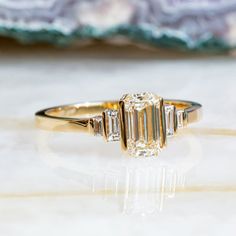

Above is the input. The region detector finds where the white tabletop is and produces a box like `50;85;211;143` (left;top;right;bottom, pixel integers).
0;41;236;236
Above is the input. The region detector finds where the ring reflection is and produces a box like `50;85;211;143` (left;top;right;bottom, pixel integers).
36;129;201;214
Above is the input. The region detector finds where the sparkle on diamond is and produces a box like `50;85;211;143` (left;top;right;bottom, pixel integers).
121;92;166;157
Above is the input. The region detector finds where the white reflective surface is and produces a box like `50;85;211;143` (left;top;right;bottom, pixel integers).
0;43;236;235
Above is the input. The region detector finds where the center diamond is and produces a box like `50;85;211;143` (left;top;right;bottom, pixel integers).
119;92;166;157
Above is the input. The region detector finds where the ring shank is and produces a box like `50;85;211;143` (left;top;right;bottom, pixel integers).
35;100;202;133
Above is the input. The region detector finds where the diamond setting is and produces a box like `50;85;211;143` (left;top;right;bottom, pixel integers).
176;110;184;129
103;109;120;142
119;92;166;157
93;116;103;136
165;105;176;137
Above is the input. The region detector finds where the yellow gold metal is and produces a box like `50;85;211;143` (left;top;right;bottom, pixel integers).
118;100;127;150
159;98;167;148
35;101;118;134
35;99;201;134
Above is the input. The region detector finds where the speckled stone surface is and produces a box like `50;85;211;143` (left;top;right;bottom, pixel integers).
1;0;236;51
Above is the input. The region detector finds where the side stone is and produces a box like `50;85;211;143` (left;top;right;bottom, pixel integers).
92;116;103;136
165;105;176;137
103;109;120;142
176;110;184;129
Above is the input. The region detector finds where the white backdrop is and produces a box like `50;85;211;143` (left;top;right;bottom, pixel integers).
0;42;236;236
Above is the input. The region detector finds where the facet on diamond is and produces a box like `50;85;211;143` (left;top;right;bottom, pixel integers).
93;116;103;136
176;110;184;129
119;92;166;157
165;105;176;137
103;109;120;142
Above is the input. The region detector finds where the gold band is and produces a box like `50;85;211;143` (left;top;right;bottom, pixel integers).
35;99;202;134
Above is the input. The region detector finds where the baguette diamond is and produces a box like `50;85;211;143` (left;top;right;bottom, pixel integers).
177;110;184;129
103;109;120;142
165;105;175;136
93;116;103;136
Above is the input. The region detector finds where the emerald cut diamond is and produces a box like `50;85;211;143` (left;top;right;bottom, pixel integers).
119;92;167;157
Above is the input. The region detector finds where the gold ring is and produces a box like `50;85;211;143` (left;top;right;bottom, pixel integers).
35;92;202;157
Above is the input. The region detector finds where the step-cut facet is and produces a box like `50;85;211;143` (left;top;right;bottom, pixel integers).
93;116;103;136
176;110;184;129
165;105;176;137
119;93;166;157
103;109;120;142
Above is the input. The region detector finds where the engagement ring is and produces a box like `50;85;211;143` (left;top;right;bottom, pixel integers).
35;92;202;157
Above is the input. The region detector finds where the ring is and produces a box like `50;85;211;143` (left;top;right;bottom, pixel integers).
35;92;202;157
